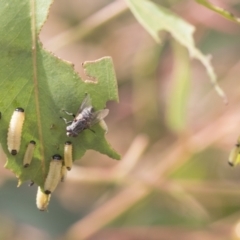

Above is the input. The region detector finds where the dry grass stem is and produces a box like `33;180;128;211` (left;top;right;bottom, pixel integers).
45;0;128;51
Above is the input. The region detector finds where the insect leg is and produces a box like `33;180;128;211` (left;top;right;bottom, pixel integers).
60;116;73;125
62;110;75;118
88;128;96;134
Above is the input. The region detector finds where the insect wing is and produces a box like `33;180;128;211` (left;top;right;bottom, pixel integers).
90;109;109;126
75;93;92;118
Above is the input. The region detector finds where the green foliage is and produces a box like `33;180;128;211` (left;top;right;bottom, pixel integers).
125;0;227;103
196;0;240;24
0;0;120;187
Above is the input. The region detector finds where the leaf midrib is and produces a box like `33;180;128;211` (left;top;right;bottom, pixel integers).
30;0;45;175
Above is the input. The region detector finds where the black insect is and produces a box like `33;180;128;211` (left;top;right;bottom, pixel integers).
61;93;109;137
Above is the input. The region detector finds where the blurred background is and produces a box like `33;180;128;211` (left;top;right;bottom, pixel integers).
1;0;240;239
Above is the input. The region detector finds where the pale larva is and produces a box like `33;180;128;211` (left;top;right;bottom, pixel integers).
99;119;108;134
64;141;72;170
23;140;36;168
61;165;67;182
36;187;51;211
44;154;62;194
7;108;25;155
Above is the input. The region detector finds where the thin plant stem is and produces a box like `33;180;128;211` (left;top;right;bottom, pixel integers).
44;0;129;51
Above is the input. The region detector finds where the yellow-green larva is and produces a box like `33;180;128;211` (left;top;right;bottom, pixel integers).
229;144;240;167
64;141;72;170
44;154;63;194
61;165;67;182
36;187;51;211
23;140;36;168
7;108;25;155
99;119;108;134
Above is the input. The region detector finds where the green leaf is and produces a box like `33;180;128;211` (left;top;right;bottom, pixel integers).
166;42;191;133
125;0;227;103
0;0;120;188
196;0;240;24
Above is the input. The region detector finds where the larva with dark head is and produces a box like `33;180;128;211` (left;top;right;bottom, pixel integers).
7;108;25;155
64;141;72;170
23;140;36;168
36;187;51;211
44;154;63;194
